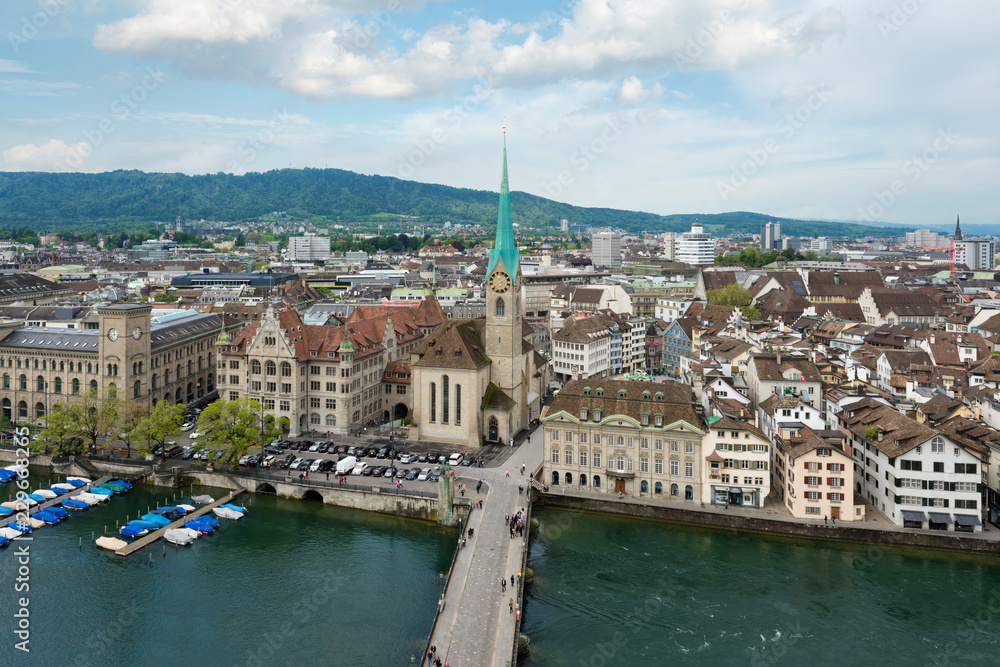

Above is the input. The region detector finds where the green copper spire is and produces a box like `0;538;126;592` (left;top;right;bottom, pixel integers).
487;134;519;278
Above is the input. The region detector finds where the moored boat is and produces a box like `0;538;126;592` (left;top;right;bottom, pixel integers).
212;507;243;520
95;536;127;551
89;487;113;497
34;489;58;499
62;499;89;510
0;527;22;540
191;495;214;504
33;510;61;524
64;479;87;488
220;504;247;514
67;476;91;485
141;513;171;527
164;528;195;545
119;524;149;538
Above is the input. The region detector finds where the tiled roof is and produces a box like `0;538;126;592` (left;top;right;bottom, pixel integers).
412;319;491;370
544;378;703;430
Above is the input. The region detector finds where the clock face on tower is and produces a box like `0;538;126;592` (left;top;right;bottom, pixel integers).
107;328;119;341
131;327;142;340
489;270;511;294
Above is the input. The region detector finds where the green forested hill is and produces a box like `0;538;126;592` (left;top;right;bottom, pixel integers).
0;168;902;238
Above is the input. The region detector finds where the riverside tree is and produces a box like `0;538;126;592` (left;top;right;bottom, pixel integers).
115;400;152;459
32;408;85;456
132;401;186;457
33;388;118;456
196;397;278;470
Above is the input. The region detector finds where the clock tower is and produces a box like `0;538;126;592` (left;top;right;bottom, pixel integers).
485;132;524;407
97;303;152;399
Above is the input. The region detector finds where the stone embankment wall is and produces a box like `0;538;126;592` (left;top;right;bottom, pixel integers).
537;493;1000;555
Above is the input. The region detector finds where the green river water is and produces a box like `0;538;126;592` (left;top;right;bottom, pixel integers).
522;507;1000;666
0;468;456;666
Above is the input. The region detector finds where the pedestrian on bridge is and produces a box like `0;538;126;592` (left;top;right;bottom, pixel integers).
501;578;506;591
509;598;514;613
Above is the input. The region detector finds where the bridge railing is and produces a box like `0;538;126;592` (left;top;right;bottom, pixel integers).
222;467;438;498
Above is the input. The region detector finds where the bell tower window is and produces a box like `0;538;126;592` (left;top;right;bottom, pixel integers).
496;298;505;317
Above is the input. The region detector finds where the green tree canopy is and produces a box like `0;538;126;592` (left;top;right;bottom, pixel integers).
707;284;761;320
196;397;278;469
132;401;186;457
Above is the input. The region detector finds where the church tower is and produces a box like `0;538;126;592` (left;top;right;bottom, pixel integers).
954;214;963;240
485;131;524;400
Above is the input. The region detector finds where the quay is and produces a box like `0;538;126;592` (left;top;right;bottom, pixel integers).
115;487;246;556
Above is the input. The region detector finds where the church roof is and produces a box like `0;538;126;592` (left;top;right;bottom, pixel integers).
412;319;491;370
486;137;520;278
481;382;516;411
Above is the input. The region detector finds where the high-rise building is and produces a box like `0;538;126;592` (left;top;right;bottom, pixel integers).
809;237;832;253
591;231;623;269
560;218;569;232
675;223;715;266
905;229;947;247
760;221;782;251
288;234;331;261
662;232;676;260
953;239;995;271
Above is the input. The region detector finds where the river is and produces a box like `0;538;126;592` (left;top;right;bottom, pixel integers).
0;468;456;666
523;507;1000;666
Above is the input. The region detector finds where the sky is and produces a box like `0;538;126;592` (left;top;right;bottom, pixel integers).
0;0;996;228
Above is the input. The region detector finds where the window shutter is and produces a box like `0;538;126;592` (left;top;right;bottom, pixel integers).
826;462;832;471
827;478;832;486
804;461;809;469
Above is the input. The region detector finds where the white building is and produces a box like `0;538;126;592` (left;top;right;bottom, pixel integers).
288;234;331;261
591;232;623;269
953;239;996;271
675;223;715;266
838;398;985;532
701;415;772;508
661;232;676;261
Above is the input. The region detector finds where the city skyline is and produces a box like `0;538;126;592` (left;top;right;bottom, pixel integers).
0;1;995;227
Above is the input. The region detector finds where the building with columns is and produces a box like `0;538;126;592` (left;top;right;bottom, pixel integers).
409;138;548;446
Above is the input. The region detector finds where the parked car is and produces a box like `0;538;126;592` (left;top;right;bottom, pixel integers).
347;446;360;456
417;453;429;463
162;444;184;458
428;470;441;483
417;467;432;481
405;468;420;481
180;446;197;460
264;445;283;456
288;442;302;451
366;446;379;457
396;468;409;479
383;467;396;478
397;453;414;464
189;431;202;440
278;454;295;469
437;455;448;464
316;442;330;453
377;447;389;459
335;445;348;454
290;457;305;470
310;459;323;472
351;463;367;476
449;453;464;466
181;422;195;432
371;465;387;477
263;455;276;468
318;459;335;472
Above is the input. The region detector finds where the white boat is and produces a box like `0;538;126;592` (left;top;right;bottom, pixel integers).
74;493;105;506
34;489;57;499
177;504;196;513
164;529;195;545
0;527;22;540
177;527;201;540
95;536;128;551
212;507;243;520
52;483;76;492
191;495;214;504
67;476;92;485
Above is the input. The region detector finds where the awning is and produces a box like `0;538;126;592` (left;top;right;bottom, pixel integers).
955;514;982;527
901;510;926;522
928;512;952;524
729;487;743;494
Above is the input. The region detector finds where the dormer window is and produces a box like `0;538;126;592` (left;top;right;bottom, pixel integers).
580;408;588;421
583;386;591;396
654;414;663;426
596;388;604;397
641;413;649;426
655;392;663;401
593;409;602;421
618;389;627;398
642;390;650;399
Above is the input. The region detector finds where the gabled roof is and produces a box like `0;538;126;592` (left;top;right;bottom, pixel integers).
413;319;491;370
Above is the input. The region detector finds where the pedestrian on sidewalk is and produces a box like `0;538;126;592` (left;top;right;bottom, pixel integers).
511;575;515;587
505;470;510;478
501;578;506;591
520;463;525;475
518;484;523;495
509;598;514;613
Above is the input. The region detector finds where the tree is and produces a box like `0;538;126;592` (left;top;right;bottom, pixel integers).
115;400;149;459
707;284;762;320
154;293;179;302
132;401;186;457
196;398;278;469
32;407;85;456
74;388;120;454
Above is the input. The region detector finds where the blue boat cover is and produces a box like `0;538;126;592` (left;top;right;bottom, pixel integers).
0;535;8;546
46;507;68;519
151;508;182;520
185;520;213;533
120;526;146;537
33;511;59;523
198;515;220;528
9;522;32;533
26;493;45;502
49;487;67;494
90;487;113;496
129;520;160;530
0;507;13;515
62;499;88;510
220;504;246;513
66;479;86;488
141;513;171;527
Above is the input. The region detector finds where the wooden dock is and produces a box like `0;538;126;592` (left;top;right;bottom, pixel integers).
0;475;111;529
115;488;246;556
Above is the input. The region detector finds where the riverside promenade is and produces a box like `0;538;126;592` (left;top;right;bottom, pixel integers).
428;425;543;667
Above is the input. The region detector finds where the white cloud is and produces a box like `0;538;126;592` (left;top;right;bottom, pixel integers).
0;78;83;96
0;60;34;74
2;139;89;171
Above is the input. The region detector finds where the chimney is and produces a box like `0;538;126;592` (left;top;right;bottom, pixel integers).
930;333;935;345
776;349;782;365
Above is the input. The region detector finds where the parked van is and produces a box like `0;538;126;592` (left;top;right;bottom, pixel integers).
162;444;184;458
336;456;357;476
449;452;464;466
